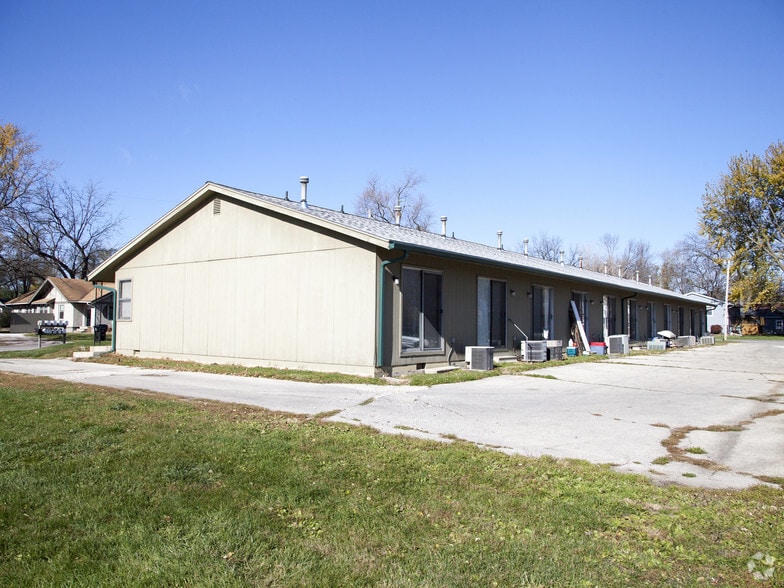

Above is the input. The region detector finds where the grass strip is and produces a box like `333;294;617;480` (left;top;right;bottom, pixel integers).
0;373;781;586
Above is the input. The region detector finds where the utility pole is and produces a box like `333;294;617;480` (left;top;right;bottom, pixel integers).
724;260;730;342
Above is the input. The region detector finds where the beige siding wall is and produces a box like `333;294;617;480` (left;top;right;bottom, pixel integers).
114;198;378;375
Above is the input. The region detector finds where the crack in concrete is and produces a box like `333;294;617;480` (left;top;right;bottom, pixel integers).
658;407;784;488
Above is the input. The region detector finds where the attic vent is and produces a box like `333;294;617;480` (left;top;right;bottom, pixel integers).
213;198;221;215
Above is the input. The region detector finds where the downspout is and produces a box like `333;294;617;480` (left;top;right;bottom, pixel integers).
376;249;409;369
92;284;117;353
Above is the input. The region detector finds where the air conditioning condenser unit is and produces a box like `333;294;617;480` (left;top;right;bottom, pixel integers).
608;334;630;354
522;340;547;362
466;346;494;371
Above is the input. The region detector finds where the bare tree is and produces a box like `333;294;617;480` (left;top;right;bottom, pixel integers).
620;239;658;283
581;233;658;282
5;178;123;279
526;231;563;262
0;232;52;297
598;233;619;265
659;233;726;296
583;233;616;275
517;231;584;265
353;170;433;231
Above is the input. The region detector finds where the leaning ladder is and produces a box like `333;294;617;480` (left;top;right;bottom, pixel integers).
569;300;591;354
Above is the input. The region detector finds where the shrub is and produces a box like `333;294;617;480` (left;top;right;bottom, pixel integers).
710;324;723;335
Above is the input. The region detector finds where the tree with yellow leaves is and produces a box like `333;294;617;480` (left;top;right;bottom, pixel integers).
700;141;784;304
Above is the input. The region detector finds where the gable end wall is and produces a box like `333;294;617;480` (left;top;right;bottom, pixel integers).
113;198;378;375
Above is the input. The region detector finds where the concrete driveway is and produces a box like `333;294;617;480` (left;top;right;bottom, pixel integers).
0;332;64;351
0;339;782;490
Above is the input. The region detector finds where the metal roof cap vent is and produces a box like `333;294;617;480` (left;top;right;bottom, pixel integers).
299;176;309;209
497;231;503;250
394;205;402;225
523;238;529;256
441;216;447;236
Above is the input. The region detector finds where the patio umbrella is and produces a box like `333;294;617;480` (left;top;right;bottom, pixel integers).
657;330;677;339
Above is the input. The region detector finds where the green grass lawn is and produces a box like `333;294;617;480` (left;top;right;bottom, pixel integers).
0;374;781;586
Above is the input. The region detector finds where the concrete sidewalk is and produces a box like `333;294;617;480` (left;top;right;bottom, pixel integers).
1;339;782;490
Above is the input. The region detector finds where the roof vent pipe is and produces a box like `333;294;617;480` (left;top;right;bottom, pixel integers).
523;238;529;256
394;205;402;226
497;231;503;250
604;263;608;274
635;270;640;282
618;267;622;278
648;274;652;285
559;250;564;265
579;255;583;269
299;176;309;209
441;216;447;236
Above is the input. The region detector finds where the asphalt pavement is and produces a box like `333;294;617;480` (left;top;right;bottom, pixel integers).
1;335;782;490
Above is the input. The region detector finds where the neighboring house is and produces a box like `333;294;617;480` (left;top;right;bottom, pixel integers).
745;304;784;335
685;292;731;334
89;181;709;376
5;277;106;333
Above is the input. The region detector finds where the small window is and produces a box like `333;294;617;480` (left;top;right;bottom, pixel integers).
118;279;133;320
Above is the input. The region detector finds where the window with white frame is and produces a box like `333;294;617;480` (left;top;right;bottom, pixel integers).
401;267;443;352
118;279;133;320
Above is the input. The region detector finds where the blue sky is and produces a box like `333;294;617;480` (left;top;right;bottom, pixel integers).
3;0;782;259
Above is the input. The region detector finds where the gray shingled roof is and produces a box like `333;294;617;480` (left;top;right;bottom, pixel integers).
221;183;696;304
